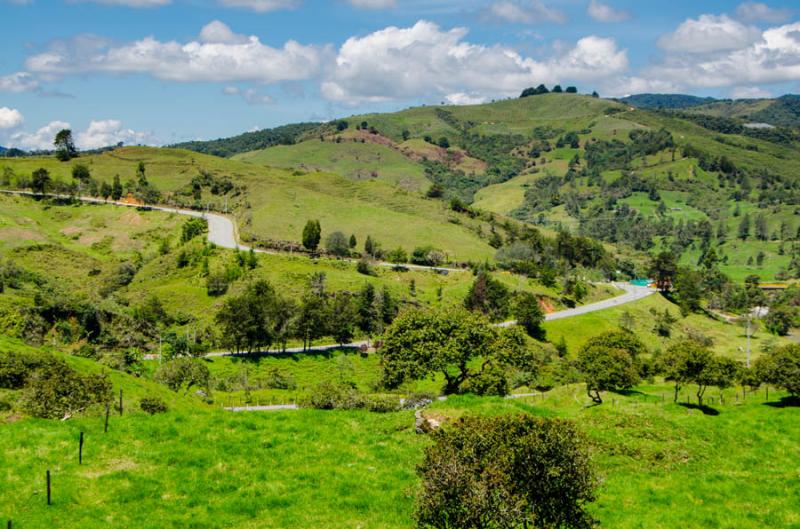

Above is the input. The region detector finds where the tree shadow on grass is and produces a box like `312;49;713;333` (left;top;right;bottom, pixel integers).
678;403;720;416
611;389;648;397
764;396;800;408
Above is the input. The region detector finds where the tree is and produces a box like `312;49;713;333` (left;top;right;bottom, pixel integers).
415;415;597;529
649;251;677;292
327;292;357;346
54;129;77;161
364;235;375;256
566;86;578;93
380;307;532;395
71;164;91;184
755;213;769;241
155;357;210;395
348;234;357;249
215;280;281;353
658;340;737;406
31;168;50;194
512;291;545;339
296;289;327;350
100;181;112;200
673;267;703;314
463;270;510;322
765;305;795;336
387;247;408;264
112;174;123;201
136;161;147;187
755;344;800;396
325;230;350;257
738;213;751;240
577;330;645;403
302;220;321;251
437;137;450;149
552;84;563;93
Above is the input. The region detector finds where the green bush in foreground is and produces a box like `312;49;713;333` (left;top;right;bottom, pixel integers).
140;396;168;415
416;415;597;529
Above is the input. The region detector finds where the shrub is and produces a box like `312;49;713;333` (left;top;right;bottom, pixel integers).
263;366;297;390
356;257;376;276
155;358;210;395
0;350;47;389
20;358;112;419
415;415;597;529
206;271;229;296
363;394;400;413
304;380;363;410
140;396;168;415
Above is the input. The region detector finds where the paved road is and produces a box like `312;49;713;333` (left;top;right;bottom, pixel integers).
0;190;464;273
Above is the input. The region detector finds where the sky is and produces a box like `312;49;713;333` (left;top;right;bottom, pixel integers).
1;0;799;149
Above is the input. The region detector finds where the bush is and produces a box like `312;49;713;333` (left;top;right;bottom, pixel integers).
263;367;297;390
20;358;112;419
304;380;363;410
140;396;168;415
459;363;510;396
363;394;400;413
206;271;229;296
356;257;376;276
415;415;597;529
0;350;48;389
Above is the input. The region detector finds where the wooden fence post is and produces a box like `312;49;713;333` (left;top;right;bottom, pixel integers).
119;389;123;416
104;403;110;433
79;432;84;465
46;470;51;506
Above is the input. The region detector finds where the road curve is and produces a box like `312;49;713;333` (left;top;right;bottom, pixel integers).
0;190;465;273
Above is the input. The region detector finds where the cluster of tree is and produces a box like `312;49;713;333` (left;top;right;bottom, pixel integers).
170;122;320;157
520;85;578;97
216;277;398;353
577;330;648;403
379;306;537;396
657;340;742;406
495;227;612;281
463;270;546;337
585;128;675;171
660;110;797;146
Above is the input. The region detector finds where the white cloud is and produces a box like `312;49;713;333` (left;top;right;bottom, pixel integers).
587;0;630;23
0;71;39;92
444;92;487;105
199;20;249;45
348;0;395;9
650;22;800;88
76;119;153;149
321;21;627;104
658;14;762;54
0;107;24;129
222;86;274;105
730;86;773;98
602;76;681;98
486;1;566;24
8;119;152;150
736;2;792;24
78;0;170;6
217;0;298;12
25;24;324;84
9;120;69;150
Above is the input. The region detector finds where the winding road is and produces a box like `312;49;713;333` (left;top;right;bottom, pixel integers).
1;189;655;356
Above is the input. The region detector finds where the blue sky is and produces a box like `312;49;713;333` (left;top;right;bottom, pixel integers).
1;0;799;149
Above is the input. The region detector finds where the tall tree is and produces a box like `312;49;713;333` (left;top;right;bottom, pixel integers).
577;330;645;403
464;270;511;322
301;220;321;251
112;174;123;201
31;168;50;194
54;129;77;161
649;251;677;292
738;213;751;240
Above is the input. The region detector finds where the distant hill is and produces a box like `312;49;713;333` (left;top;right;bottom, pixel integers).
170;122;321;157
620;94;720;110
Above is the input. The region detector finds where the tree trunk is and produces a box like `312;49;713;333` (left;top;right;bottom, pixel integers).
673;383;680;403
588;388;602;404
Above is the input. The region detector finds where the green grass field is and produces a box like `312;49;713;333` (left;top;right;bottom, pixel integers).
233;138;430;192
3;374;798;529
0;147;500;263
